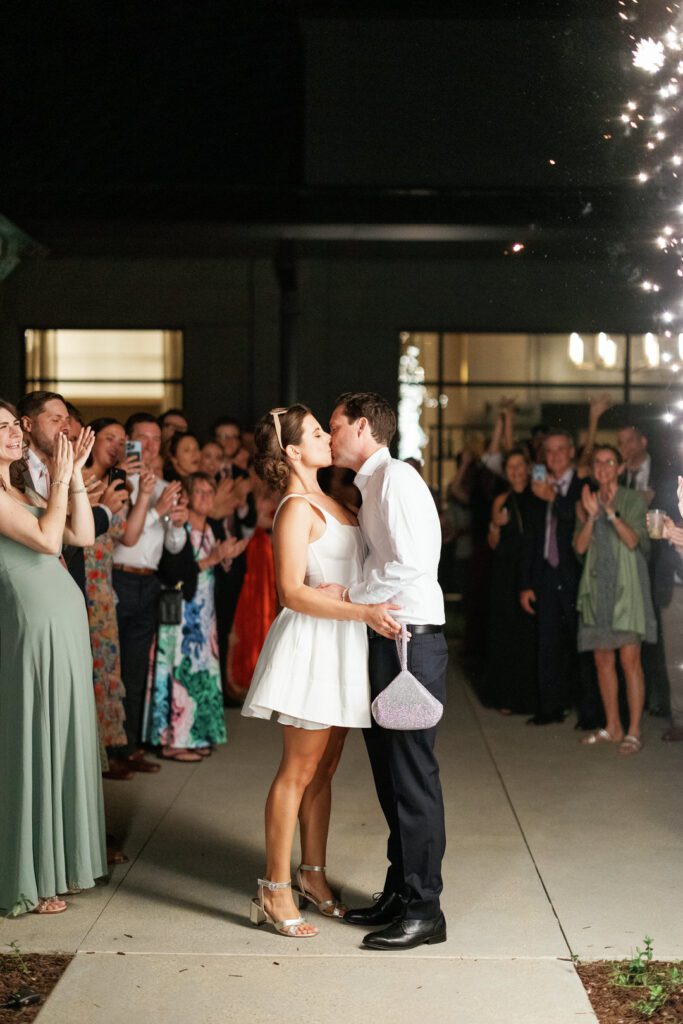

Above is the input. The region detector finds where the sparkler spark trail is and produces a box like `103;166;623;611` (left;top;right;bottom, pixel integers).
620;0;683;354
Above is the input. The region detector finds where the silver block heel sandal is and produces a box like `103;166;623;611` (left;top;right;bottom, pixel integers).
249;878;318;937
292;864;346;918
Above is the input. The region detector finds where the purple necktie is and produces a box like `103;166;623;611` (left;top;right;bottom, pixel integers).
547;483;560;567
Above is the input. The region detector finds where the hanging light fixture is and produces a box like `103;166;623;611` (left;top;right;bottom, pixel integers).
596;332;618;367
644;332;660;367
568;332;585;366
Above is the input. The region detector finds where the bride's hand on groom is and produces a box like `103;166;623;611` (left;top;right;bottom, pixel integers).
364;603;402;639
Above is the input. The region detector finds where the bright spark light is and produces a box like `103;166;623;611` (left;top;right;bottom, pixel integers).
663;411;676;422
633;37;666;72
621;6;683;377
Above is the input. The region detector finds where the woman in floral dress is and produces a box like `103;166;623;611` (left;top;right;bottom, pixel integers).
145;472;247;761
84;419;157;776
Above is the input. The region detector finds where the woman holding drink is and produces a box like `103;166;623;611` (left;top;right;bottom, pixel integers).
574;445;656;754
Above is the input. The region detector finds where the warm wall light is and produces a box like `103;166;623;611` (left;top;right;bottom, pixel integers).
568;332;585;366
644;332;660;367
596;332;618;367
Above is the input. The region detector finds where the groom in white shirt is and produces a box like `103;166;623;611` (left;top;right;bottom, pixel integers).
325;392;448;951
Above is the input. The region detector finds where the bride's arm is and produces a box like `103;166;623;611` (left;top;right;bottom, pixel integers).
274;498;400;636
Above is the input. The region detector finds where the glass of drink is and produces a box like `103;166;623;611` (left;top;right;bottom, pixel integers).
647;509;665;539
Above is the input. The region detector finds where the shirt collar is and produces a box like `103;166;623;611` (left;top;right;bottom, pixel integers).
27;447;49;477
354;447;391;493
551;467;574;492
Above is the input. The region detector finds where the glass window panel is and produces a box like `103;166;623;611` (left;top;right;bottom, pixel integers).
24;329;183;412
629;334;683;384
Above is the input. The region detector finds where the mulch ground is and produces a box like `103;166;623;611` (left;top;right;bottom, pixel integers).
577;963;683;1023
0;954;72;1023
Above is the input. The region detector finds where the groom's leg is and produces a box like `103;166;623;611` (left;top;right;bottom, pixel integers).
364;637;405;895
375;632;448;919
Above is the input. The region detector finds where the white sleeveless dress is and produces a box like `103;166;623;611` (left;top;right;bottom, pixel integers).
241;494;371;730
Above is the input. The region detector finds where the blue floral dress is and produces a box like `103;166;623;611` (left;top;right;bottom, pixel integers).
144;523;227;749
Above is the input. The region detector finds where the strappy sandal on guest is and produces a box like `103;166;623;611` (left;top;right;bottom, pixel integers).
581;729;622;745
32;897;67;915
292;864;346;918
618;735;643;755
249;879;318;937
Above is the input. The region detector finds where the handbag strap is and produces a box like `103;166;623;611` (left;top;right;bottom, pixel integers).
394;623;408;671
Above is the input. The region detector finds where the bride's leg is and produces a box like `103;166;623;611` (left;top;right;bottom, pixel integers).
263;725;332;926
298;727;349;906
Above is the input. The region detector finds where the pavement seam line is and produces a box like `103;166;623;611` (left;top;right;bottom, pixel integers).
460;677;575;960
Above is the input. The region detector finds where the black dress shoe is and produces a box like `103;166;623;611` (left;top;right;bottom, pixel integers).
344;891;404;927
362;913;447;950
526;711;565;725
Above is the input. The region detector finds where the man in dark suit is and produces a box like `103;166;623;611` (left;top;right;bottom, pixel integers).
520;429;583;724
18;392;119;598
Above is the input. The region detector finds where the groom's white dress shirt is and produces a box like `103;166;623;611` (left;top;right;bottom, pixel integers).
348;447;445;626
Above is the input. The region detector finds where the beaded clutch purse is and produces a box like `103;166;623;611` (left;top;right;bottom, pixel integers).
371;625;443;731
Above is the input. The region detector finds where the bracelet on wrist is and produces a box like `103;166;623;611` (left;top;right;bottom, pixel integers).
52;480;68;487
70;487;86;495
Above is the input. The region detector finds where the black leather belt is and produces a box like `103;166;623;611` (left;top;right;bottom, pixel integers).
367;624;443;640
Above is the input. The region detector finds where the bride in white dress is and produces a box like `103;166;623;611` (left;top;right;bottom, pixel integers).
242;404;401;938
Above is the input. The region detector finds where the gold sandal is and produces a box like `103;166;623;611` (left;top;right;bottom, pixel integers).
293;864;346;918
249;879;318;937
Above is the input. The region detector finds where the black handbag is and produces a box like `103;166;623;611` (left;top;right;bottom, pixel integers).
159;583;183;625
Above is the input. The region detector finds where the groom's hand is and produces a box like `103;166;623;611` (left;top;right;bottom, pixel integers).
317;582;345;600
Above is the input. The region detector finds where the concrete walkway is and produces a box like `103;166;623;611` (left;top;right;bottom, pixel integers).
2;660;682;1023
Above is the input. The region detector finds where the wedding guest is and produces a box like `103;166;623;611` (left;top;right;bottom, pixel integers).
147;472;245;760
227;487;279;700
574;445;656;755
109;413;188;776
486;449;537;715
84;418;157;778
211;416;257;699
520;430;583;724
18;391;115;598
655;483;683;742
0;402;106;915
200;440;224;480
163;430;201;484
158;408;188;452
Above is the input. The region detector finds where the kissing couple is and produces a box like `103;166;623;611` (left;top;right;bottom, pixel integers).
241;391;448;951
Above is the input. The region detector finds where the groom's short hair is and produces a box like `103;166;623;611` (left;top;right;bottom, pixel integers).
335;392;397;446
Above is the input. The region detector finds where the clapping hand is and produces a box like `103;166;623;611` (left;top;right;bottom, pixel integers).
581;484;600;519
83;471;106;507
156;481;183;518
215;536;249;564
71;426;95;474
138;469;157;496
53;433;74;486
168;494;189;526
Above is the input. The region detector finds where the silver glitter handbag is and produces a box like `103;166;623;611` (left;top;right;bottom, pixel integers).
371;625;444;730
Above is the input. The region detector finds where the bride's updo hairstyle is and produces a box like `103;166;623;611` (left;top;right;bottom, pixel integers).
254;404;311;492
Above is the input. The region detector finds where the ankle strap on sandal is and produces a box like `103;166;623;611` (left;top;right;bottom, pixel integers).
258;878;292;891
298;864;325;873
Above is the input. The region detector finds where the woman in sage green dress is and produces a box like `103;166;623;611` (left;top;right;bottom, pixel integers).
0;401;107;915
574;444;656;757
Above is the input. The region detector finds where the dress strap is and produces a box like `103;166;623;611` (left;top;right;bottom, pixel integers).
273;493;328;527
